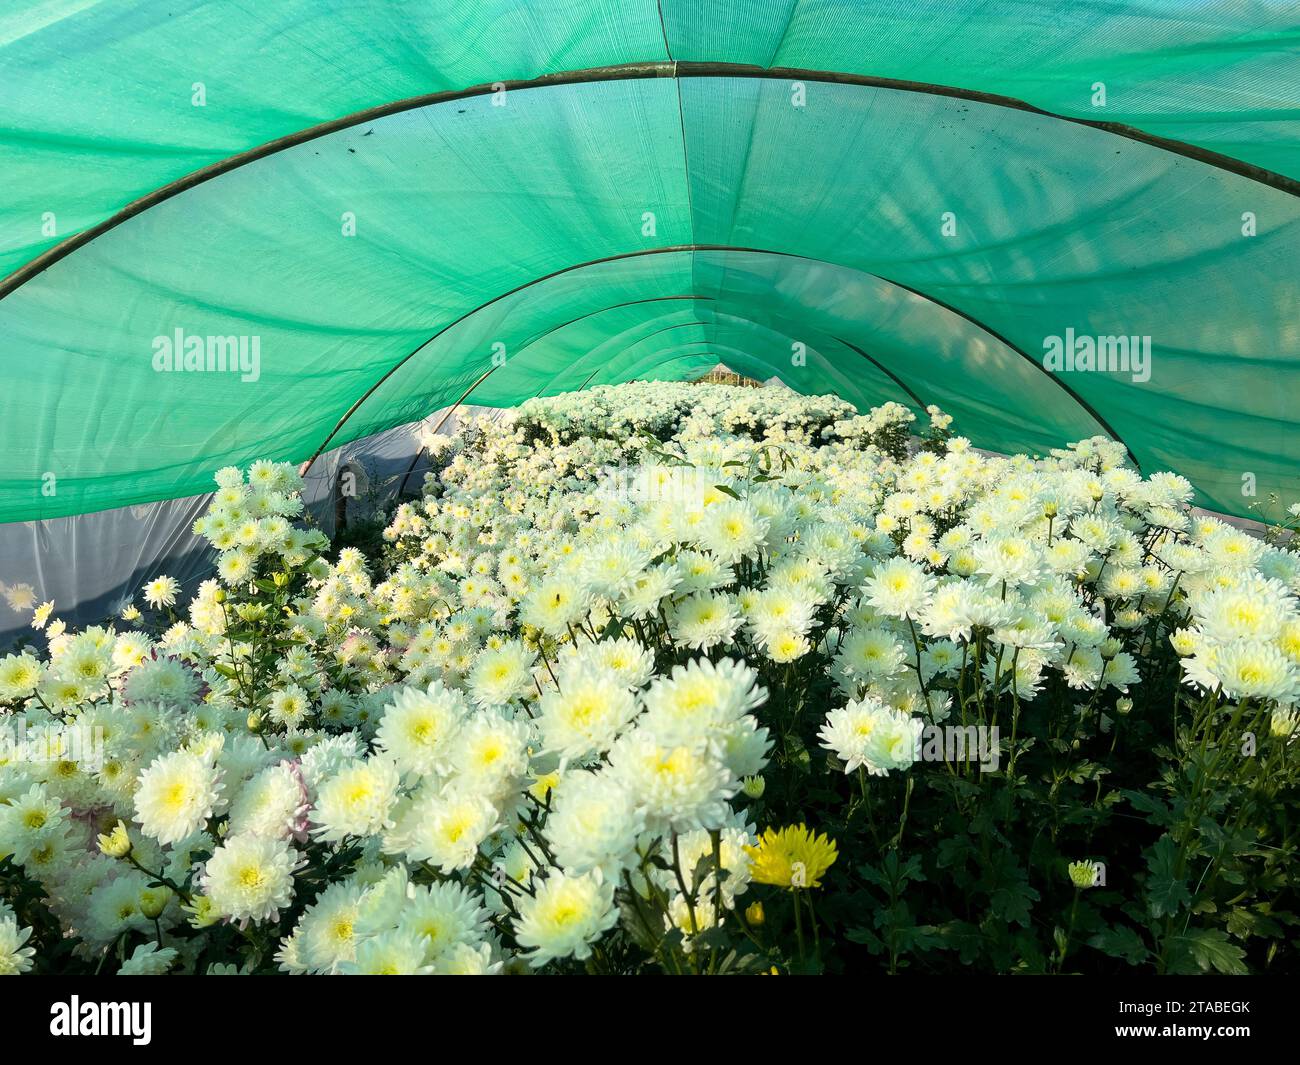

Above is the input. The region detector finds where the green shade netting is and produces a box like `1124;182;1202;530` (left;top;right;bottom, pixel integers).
0;3;1297;523
3;1;1296;277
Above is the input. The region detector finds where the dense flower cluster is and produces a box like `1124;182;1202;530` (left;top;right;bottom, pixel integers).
1;382;1296;975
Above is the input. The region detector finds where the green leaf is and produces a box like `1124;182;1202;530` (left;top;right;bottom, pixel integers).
1144;836;1191;919
1087;925;1150;965
1226;907;1283;940
788;954;825;975
935;834;974;872
1166;928;1248;975
930;920;985;964
989;882;1038;927
690;852;727;890
616;889;665;957
1122;788;1174;827
845;926;885;952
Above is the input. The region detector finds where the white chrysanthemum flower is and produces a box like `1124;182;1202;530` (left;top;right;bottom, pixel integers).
2;583;36;612
1199;526;1264;571
396;882;490;962
312;757;401;842
538;665;638;761
639;657;767;750
620;563;681;619
298;733;364;791
0;783;70;865
31;600;55;630
1277;618;1300;665
268;683;311;729
763;628;811;662
559;636;656;691
0;651;42;700
432;940;502;975
671;824;757;909
373;681;468;776
747;587;815;640
202;833;299;924
513;870;618;967
0;915;35;974
665;892;720;945
982;648;1049;700
1062;647;1105;690
448;711;531;798
337;929;435;975
863;557;935;619
123;656;200;708
118;942;178;975
972;534;1044;590
295;881;368;973
110;631;153;671
669;592;741;650
1193;576;1294;643
1186;640;1297;701
466;639;536;707
1270;707;1299;741
545;770;645;877
607;729;737;833
582;539;652;598
227;762;308;840
519;577;593;637
1100;651;1141;693
819;696;920;775
392;783;499;873
214;466;244;489
56;639;113;687
217;551;254;585
133;750;223;844
835;625;907;680
697;499;769;563
142;575;181;609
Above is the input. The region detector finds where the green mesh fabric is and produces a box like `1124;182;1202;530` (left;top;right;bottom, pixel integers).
1;3;1296;522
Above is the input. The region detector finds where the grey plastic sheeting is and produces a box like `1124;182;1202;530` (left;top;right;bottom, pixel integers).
0;405;498;649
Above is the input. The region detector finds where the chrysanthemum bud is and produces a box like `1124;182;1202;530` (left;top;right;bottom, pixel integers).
97;820;133;858
745;901;765;926
742;775;766;799
1115;697;1133;716
1067;860;1099;889
1271;708;1298;739
140;887;172;919
212;588;226;603
247;711;264;733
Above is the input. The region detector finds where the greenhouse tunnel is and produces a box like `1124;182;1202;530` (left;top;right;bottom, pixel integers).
1;0;1297;639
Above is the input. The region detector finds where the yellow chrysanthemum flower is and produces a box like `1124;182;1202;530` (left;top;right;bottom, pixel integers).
96;820;132;858
745;824;838;890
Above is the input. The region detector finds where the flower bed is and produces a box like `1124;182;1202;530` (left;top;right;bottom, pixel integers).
1;382;1297;975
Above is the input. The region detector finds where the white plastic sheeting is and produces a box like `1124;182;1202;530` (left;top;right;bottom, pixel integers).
0;405;500;648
